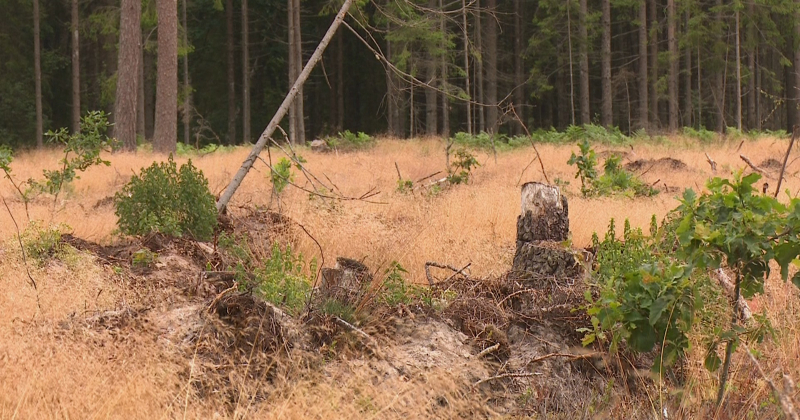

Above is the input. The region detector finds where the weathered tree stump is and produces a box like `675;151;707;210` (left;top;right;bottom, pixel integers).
320;257;373;305
512;183;581;280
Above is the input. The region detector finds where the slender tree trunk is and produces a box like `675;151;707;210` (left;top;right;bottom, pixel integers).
513;0;525;133
242;0;251;144
33;0;43;147
734;9;742;130
747;1;756;130
567;1;575;125
476;0;484;132
649;0;659;129
715;0;725;133
226;0;236;144
137;29;146;139
485;0;498;132
462;0;472;134
683;9;692;128
336;30;344;131
154;0;178;153
601;0;612;127
293;0;304;143
578;0;590;125
144;49;156;139
71;0;81;133
114;0;142;151
425;0;438;136
795;0;800;127
288;0;297;143
181;0;191;145
440;0;449;137
667;0;678;131
386;29;396;136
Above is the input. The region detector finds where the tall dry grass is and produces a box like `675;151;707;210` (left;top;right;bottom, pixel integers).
0;135;799;418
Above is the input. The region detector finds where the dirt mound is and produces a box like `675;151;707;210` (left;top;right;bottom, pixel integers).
759;158;783;171
625;157;688;172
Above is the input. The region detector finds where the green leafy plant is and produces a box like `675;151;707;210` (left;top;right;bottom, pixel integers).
674;172;800;404
326;130;374;151
567;138;598;195
447;148;480;185
22;221;72;265
396;178;414;194
249;243;315;315
114;156;217;241
270;155;306;197
132;248;158;270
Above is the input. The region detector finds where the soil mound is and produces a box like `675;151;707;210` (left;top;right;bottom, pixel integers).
625;157;688;172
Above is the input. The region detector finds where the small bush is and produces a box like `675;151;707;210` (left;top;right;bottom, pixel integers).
22;221;72;265
326;130;373;151
114;155;217;241
447;148;480;184
568;140;657;198
249;243;315;315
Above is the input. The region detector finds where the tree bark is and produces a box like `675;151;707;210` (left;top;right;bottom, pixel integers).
795;0;800;127
485;0;498;132
648;0;659;129
476;0;484;132
33;0;43;148
734;9;742;130
336;30;344;132
71;0;81;134
683;9;692;128
747;1;756;130
513;0;524;134
440;0;449;137
181;0;191;145
226;0;236;144
288;0;297;143
638;0;648;130
216;0;354;211
154;0;178;154
115;0;142;152
242;0;251;144
462;0;472;134
714;0;725;133
578;0;590;125
293;0;305;143
667;0;678;131
137;27;146;139
600;0;612;127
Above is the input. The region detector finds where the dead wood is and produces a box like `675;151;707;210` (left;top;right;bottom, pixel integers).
705;152;717;174
775;125;798;197
740;154;778;180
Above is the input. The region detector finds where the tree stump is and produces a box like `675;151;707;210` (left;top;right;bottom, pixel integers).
512;182;581;280
319;257;373;305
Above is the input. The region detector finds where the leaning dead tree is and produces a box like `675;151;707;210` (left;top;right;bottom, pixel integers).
215;0;355;212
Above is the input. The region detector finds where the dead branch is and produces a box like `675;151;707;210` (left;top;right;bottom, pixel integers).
742;343;800;420
425;261;472;285
415;171;442;184
334;316;379;351
775;125;798;197
507;104;550;184
394;162;402;181
523;352;602;369
206;283;239;314
473;371;542;387
740;154;777;180
705;152;717;174
477;343;501;359
715;269;752;323
215;0;355;211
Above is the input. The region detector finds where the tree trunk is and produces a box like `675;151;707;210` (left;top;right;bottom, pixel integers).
336;30;344;132
114;0;142;152
485;0;498;132
293;0;305;144
648;0;659;129
154;0;178;154
440;0;449;137
288;0;297;143
638;1;648;131
512;182;580;279
714;0;725;133
683;9;692;128
513;0;525;134
181;0;191;145
71;0;81;133
734;9;742;130
144;48;156;139
33;0;43;148
226;0;236;144
567;1;575;126
667;0;678;131
795;0;800;127
137;27;146;139
747;1;756;131
242;0;251;144
601;0;612;127
578;0;590;125
462;0;472;134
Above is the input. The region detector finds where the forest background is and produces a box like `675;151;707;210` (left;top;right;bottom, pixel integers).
2;0;799;150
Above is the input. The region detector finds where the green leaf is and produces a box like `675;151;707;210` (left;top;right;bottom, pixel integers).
792;271;800;290
704;347;722;372
648;296;671;326
628;321;656;352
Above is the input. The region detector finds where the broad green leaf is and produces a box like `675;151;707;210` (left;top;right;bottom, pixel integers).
628;321;656;352
649;296;671;326
704;348;722;372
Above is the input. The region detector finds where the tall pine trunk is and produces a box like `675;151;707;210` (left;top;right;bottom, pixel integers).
440;0;449;137
288;0;297;143
462;0;471;134
578;0;590;125
600;0;612;127
714;0;725;132
137;27;146;139
794;0;800;127
425;0;438;136
226;0;236;144
114;0;141;151
649;0;659;129
476;0;484;132
336;31;344;132
485;0;498;132
71;0;81;133
242;0;251;144
154;0;178;153
181;0;191;145
683;9;692;128
33;0;43;147
293;0;304;143
667;0;678;131
747;1;756;130
734;9;742;130
513;0;524;133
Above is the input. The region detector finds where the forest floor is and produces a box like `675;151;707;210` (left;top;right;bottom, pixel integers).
1;136;799;419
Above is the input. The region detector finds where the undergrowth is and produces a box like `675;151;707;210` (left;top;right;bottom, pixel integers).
568;139;657;197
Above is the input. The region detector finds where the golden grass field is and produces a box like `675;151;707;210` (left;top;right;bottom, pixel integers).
1;135;799;418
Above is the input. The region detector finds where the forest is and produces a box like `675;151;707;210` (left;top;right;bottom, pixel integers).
4;0;800;150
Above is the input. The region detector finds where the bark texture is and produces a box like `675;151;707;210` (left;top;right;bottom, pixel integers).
115;0;142;151
71;0;81;133
154;0;178;153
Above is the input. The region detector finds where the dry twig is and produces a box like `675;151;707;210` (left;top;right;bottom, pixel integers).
775;125;798;197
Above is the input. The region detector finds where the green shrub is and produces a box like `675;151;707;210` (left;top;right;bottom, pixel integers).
249;243;315;315
447;148;480;184
22;221;72;265
326;130;374;151
567;138;598;195
114;155;217;241
568;140;657;198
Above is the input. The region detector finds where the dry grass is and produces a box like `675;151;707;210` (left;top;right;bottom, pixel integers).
1;135;799;418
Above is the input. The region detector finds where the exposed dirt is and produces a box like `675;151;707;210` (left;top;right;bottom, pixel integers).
625;157;689;172
759;158;783;171
45;209;651;418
